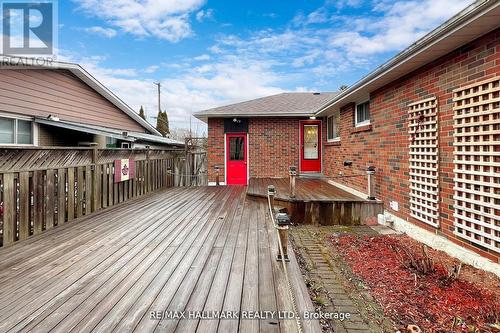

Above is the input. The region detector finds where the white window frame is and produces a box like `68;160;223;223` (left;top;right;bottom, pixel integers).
327;111;341;142
355;101;371;127
0;113;37;146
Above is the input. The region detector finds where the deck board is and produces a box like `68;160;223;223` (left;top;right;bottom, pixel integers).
0;186;320;333
247;177;363;202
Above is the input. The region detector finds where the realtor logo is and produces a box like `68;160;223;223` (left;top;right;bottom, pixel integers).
1;1;57;55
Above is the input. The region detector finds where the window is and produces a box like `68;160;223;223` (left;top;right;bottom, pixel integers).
327;111;340;141
106;137;118;148
303;125;319;159
17;120;32;144
0;117;33;145
355;101;370;126
229;137;244;160
0;118;14;143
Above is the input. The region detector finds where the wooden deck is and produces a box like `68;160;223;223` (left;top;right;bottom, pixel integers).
247;177;364;202
0;186;319;333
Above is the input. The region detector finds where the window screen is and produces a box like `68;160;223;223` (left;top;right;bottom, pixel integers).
17;120;32;144
0;118;14;144
327;111;340;140
356;102;370;125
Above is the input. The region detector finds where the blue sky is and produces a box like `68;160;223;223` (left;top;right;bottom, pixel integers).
56;0;473;133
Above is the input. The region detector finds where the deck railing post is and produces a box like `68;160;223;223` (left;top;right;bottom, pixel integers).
91;144;98;212
367;166;376;200
146;147;151;191
289;166;297;198
215;165;220;186
267;185;276;211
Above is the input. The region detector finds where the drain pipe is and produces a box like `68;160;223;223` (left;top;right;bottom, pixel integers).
289;166;297;198
367;166;376;200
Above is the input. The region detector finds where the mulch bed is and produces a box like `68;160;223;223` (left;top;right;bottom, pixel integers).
328;234;500;333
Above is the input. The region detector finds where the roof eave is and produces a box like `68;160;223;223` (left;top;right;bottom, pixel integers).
194;112;315;120
68;65;162;136
315;0;500;116
0;57;162;136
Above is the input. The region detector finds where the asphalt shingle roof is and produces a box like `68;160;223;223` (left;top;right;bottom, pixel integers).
194;92;338;118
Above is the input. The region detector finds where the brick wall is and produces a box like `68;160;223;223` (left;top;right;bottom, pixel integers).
207;118;225;183
249;118;300;178
323;28;500;262
207;117;302;182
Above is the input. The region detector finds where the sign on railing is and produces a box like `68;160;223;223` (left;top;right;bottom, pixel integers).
114;159;135;183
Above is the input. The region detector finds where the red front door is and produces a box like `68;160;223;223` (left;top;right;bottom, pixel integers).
226;133;247;185
300;121;321;173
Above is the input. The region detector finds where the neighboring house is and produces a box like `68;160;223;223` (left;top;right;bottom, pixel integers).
195;0;500;262
0;60;183;149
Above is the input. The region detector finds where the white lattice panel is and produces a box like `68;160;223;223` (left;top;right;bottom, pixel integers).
453;77;500;253
408;97;440;227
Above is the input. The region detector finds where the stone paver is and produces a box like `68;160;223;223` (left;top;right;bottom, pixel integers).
291;225;394;333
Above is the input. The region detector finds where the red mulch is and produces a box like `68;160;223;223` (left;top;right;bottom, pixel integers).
328;234;500;333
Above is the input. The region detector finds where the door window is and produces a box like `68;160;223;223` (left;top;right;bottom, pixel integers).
304;125;319;159
229;137;244;160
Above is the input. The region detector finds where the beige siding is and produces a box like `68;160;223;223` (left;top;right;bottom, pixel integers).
0;69;146;132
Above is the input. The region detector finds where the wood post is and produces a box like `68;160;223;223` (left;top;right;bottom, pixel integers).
267;185;276;212
33;170;44;234
289;166;297;198
57;168;65;225
67;168;75;221
146;148;151;193
2;173;16;245
91;147;99;212
215;165;220;186
18;172;30;240
45;169;55;229
278;228;289;261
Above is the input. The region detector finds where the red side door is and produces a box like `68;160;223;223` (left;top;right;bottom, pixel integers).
300;120;321;173
226;133;247;185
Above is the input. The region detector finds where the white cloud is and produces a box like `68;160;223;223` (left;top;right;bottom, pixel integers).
195;9;214;22
74;0;206;42
194;54;211;61
58;50;284;133
144;65;160;73
328;0;471;56
84;26;117;38
63;0;474;133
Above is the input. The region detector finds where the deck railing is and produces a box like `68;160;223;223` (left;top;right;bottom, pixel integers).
0;147;187;247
